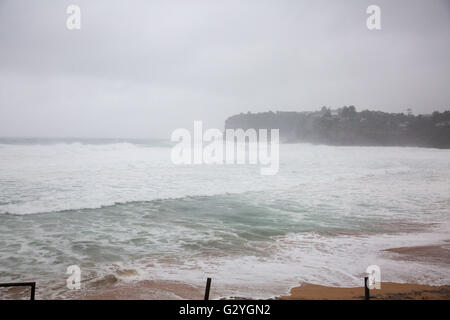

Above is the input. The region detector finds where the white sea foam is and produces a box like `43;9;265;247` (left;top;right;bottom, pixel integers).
0;141;449;299
1;142;448;216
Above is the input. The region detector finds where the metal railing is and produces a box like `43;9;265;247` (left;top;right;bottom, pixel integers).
0;277;371;300
0;282;36;300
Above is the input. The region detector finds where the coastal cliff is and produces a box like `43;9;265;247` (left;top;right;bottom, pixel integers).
225;107;450;148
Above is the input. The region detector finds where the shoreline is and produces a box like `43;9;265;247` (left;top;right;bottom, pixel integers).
80;242;450;300
2;242;449;300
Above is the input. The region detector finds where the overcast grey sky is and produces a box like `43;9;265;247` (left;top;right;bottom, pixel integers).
0;0;449;138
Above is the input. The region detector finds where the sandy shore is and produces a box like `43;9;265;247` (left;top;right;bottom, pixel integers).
278;282;450;300
79;281;450;300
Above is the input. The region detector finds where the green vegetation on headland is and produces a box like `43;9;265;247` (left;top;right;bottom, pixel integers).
225;107;450;148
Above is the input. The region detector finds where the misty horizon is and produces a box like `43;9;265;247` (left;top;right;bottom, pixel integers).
0;105;447;140
1;0;449;139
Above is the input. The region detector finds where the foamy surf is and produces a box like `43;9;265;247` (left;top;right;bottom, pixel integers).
0;140;449;299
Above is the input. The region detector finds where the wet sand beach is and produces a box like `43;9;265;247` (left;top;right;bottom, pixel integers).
279;282;450;300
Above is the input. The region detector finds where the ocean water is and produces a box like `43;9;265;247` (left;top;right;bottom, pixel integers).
0;139;449;299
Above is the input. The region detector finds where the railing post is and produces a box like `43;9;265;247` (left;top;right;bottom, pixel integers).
364;277;370;300
204;277;211;300
30;282;35;300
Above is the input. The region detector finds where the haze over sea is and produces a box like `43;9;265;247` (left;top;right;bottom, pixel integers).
0;138;449;299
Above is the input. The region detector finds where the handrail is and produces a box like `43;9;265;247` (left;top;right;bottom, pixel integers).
0;282;36;300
